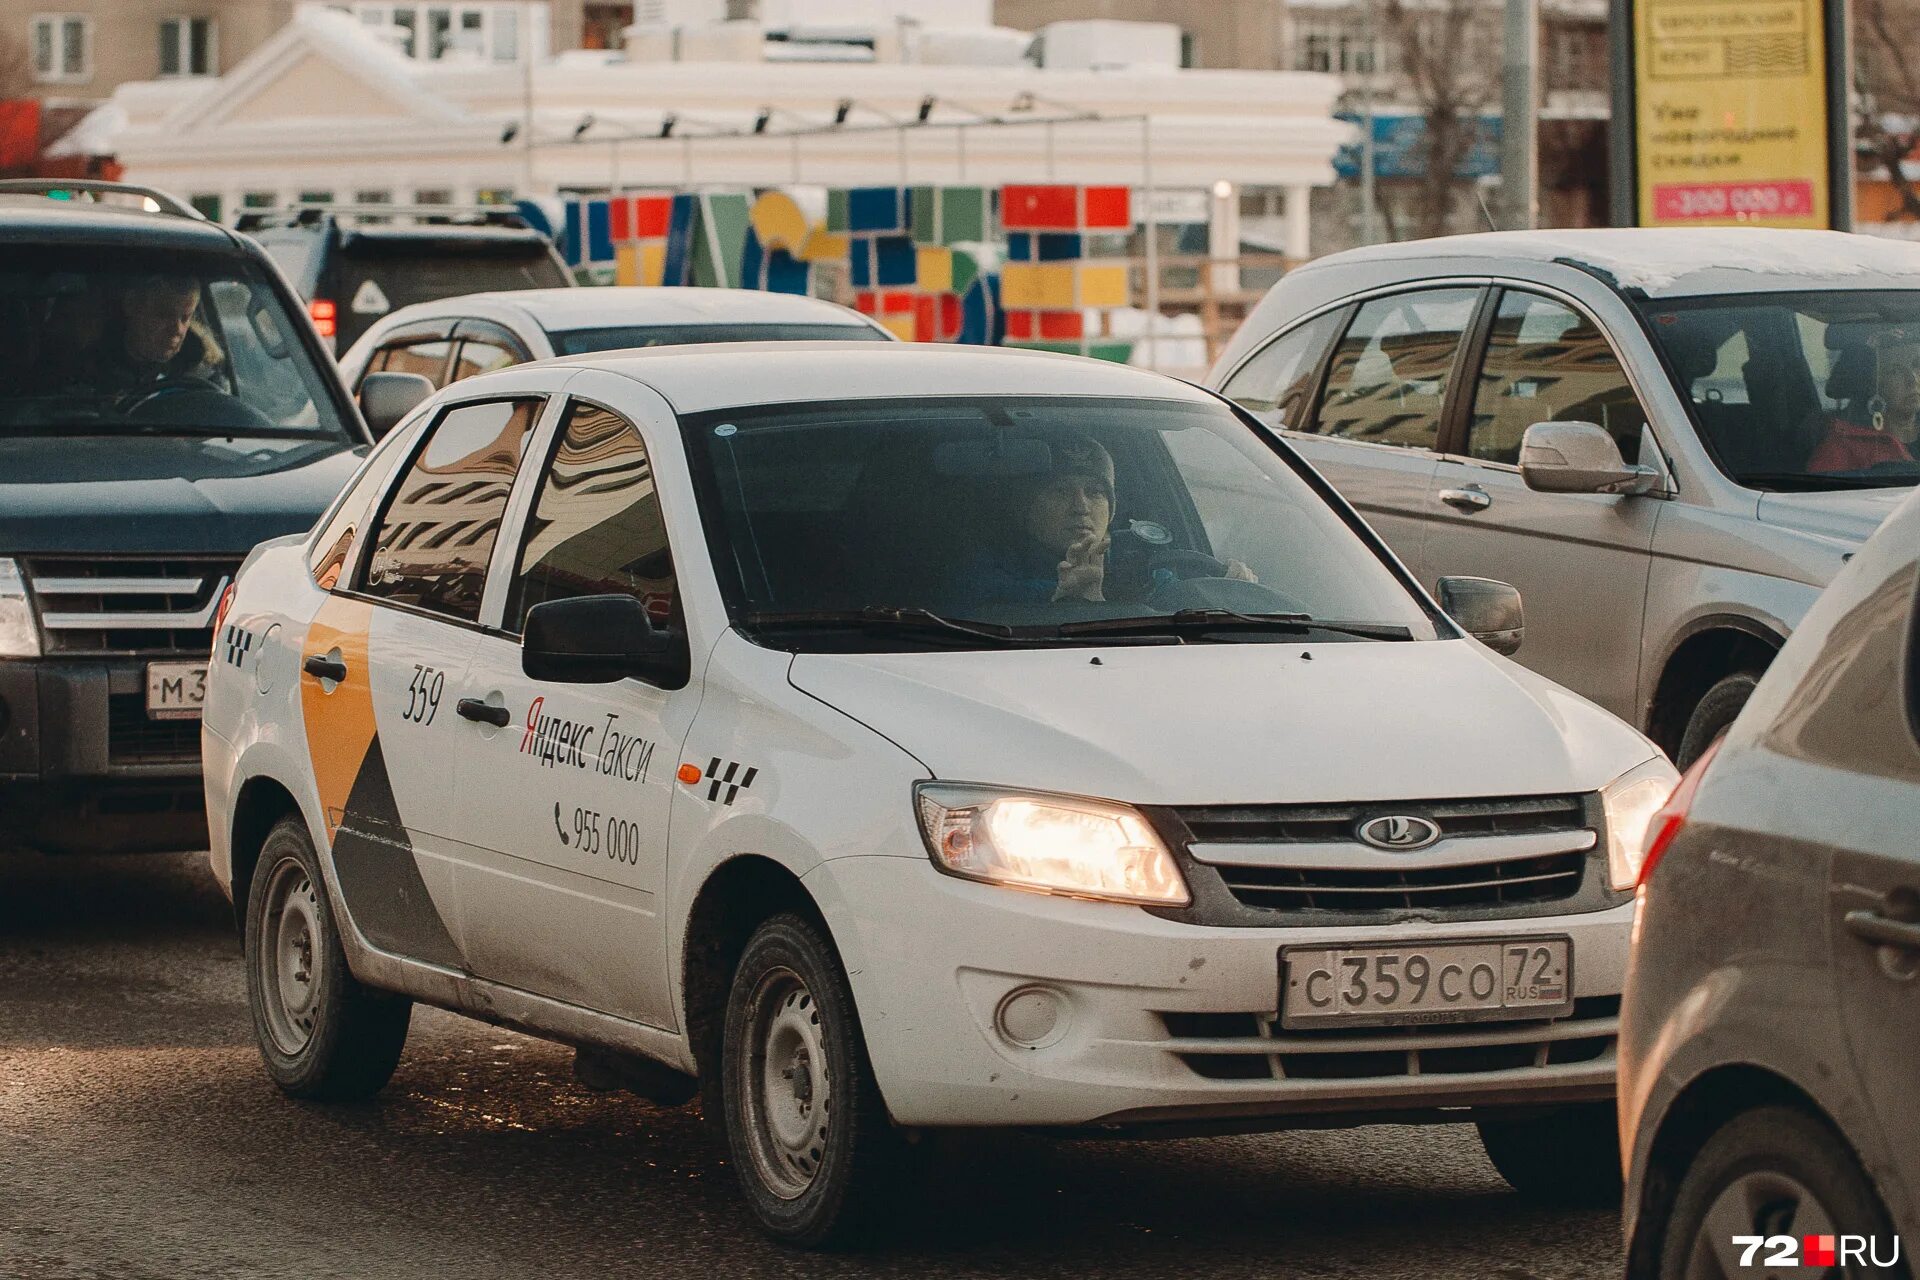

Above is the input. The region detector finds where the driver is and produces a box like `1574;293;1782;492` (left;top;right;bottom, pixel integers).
98;276;213;396
1807;334;1919;474
966;432;1118;605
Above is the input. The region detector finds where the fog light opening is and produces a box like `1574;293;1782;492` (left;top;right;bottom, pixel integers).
994;986;1069;1049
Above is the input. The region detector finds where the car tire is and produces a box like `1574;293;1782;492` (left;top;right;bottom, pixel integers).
1676;671;1759;769
721;912;905;1248
1478;1103;1623;1205
1650;1106;1903;1280
244;815;411;1101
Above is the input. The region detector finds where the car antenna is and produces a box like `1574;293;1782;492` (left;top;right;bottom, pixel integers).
1477;189;1502;233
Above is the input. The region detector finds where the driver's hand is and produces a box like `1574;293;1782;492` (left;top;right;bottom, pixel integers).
1054;532;1109;602
1225;559;1258;584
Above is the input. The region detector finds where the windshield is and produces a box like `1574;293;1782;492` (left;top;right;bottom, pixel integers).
685;395;1442;650
553;322;887;355
0;245;353;441
1638;290;1920;490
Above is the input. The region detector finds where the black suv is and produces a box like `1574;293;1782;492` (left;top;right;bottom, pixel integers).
0;181;370;854
240;205;572;353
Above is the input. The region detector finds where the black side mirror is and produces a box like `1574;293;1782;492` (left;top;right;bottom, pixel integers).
358;371;434;440
522;594;688;687
1437;576;1524;655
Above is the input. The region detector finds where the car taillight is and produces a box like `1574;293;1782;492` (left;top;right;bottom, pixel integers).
1637;737;1723;888
211;582;236;641
310;298;337;339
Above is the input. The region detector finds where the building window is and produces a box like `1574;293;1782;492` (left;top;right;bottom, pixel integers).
159;16;217;77
189;193;222;221
298;189;334;206
30;14;91;82
1292;17;1387;77
582;4;632;51
335;4;525;62
242;191;278;209
475;187;514;205
414;188;453;205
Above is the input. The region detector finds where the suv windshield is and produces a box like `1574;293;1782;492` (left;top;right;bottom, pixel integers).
554;323;888;355
686;395;1442;650
1638;289;1920;490
0;245;352;441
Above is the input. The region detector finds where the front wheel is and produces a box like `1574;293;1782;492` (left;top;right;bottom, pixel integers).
244;816;411;1101
1649;1106;1902;1280
721;913;905;1248
1479;1102;1622;1205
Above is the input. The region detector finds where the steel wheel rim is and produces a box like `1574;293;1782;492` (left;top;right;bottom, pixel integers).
1687;1169;1838;1280
257;857;322;1057
740;965;831;1201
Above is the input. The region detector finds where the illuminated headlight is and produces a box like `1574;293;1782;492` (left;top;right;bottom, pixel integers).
0;559;40;658
1603;757;1681;890
915;783;1190;907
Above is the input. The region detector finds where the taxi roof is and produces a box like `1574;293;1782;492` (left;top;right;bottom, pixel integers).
561;342;1220;415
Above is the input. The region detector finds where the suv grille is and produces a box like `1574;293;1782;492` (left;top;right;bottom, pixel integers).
107;692;202;764
1152;795;1607;924
24;557;237;657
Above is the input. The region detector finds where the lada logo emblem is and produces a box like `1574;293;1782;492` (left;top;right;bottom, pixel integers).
1357;815;1442;851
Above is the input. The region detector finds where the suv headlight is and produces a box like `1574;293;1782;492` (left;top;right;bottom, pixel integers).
0;559;40;658
1603;757;1680;890
915;783;1191;907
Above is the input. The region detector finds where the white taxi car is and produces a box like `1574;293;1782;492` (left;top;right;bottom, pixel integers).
204;344;1674;1246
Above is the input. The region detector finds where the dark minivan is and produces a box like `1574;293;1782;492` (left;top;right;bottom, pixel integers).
0;182;371;853
243;206;572;353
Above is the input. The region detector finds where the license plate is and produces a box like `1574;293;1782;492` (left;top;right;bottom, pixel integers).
1280;937;1572;1030
145;662;207;720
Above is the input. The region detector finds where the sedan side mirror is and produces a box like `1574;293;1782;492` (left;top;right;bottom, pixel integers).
358;372;435;440
1437;576;1524;655
1519;421;1659;496
522;593;689;687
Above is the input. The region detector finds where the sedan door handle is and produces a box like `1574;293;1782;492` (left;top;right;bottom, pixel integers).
302;654;348;683
1844;909;1920;952
457;697;511;727
1438;486;1493;512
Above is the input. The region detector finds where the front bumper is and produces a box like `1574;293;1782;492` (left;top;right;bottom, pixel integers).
807;854;1631;1131
0;658;207;853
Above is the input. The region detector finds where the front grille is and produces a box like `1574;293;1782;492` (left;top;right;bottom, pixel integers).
106;692;202;765
24;557;237;657
1214;851;1586;913
1161;995;1619;1082
1149;795;1611;925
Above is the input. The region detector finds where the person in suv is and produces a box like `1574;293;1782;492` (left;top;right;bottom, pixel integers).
1210;229;1919;765
0;181;371;854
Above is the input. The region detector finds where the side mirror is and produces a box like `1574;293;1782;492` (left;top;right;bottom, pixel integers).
1519;421;1659;495
1437;576;1524;655
358;372;434;440
522;593;688;687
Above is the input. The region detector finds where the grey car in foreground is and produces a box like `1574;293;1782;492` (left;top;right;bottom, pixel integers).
1620;490;1919;1278
1209;229;1916;767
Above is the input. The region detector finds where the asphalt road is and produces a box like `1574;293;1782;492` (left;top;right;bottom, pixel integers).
0;850;1623;1280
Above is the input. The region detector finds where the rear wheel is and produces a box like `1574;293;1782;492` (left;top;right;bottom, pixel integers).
244;816;411;1101
1653;1106;1902;1280
721;913;906;1248
1676;672;1759;769
1479;1102;1622;1205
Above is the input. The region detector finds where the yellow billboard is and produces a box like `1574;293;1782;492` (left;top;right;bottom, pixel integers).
1634;0;1830;227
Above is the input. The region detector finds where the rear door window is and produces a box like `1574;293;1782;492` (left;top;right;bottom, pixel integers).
1308;288;1480;449
359;397;543;623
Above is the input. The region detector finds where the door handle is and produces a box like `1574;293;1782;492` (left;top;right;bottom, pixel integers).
1438;486;1493;512
1844;909;1920;952
303;654;348;683
457;697;511;727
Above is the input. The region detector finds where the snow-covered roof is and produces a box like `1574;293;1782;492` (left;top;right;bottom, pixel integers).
1305;228;1920;296
444;286;879;330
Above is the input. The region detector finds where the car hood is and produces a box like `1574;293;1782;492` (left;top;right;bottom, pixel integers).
0;436;364;554
1755;487;1908;546
789;639;1658;806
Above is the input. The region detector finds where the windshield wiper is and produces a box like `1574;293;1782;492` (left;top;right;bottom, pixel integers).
1055;609;1414;641
742;606;1036;646
1735;470;1918;491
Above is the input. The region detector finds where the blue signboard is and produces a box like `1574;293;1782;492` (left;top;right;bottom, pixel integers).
1334;113;1502;180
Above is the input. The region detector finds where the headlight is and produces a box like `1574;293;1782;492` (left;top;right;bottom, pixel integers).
915;783;1190;907
0;559;40;658
1603;757;1680;890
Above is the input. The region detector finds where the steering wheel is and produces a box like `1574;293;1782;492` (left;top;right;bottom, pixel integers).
1862;458;1920;477
119;375;220;415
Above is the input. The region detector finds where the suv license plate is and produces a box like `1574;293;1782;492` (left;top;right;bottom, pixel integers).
1280;937;1572;1030
146;662;207;721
